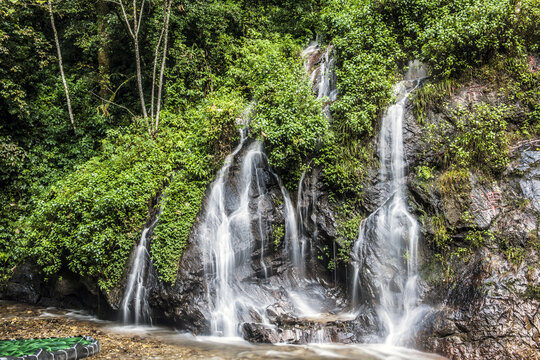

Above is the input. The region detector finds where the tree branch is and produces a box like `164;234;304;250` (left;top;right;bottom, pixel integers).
90;91;136;118
136;0;145;36
154;0;172;133
48;0;76;132
150;3;167;119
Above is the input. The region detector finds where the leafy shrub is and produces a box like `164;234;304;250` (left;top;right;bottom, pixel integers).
21;127;167;291
151;177;207;284
321;0;402;140
149;95;244;284
18;90;243;290
420;0;538;77
426;103;511;174
228;35;328;183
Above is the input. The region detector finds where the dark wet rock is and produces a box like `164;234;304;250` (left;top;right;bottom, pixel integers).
242;317;362;345
0;262;115;319
0;262;42;304
517;151;540;212
403;100;425;170
147;225;210;334
242;323;280;343
266;302;290;323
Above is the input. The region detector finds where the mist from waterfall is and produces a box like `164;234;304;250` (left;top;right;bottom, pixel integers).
350;61;428;345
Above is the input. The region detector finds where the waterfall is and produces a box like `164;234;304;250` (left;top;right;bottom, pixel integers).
294;42;337;280
279;178;302;275
302;42;337;118
121;217;159;325
350;61;427;345
295;171;308;276
200;131;276;337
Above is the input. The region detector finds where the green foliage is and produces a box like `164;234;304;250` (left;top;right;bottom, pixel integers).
464;230;495;249
412;79;457;124
272;223;284;251
321;0;403;140
228;35;328;183
450;105;510;172
18;90;243;290
416;165;435;183
150;96;243;284
316;132;374;196
504;246;526;265
21;127;168;291
438;167;471;200
427;103;511;174
316;0;402;195
419;0;538;77
151;178;206;284
333;200;363;264
430;214;450;250
524;285;540;300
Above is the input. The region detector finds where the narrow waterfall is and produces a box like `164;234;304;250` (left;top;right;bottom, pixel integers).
200;132;275;337
295;42;337;279
350;61;427;345
302;43;337;102
295;171;308;276
279;178;302;274
121;217;159;325
302;42;337;117
296;170;319;278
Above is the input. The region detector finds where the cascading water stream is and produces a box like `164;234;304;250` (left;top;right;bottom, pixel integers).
302;43;337;104
295;42;337;280
200;131;280;337
121;217;159;325
350;61;428;345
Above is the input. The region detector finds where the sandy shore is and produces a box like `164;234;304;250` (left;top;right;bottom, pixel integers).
0;302;204;359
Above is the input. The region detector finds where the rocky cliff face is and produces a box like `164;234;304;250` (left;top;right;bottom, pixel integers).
404;83;540;359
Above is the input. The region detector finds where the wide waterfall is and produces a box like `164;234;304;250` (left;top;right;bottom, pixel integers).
196;124;347;340
121;217;159;325
199;130;278;337
350;61;428;345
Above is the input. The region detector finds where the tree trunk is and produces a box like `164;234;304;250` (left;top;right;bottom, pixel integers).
150;14;166;119
97;0;111;99
116;0;148;120
134;39;148;119
154;0;172;133
48;0;76;131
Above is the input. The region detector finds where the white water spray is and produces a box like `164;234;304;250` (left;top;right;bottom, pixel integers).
200;132;277;337
351;61;428;345
295;42;337;281
302;43;337;118
121;218;159;325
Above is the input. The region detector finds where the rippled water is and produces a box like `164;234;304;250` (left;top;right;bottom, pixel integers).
106;327;444;360
36;306;445;360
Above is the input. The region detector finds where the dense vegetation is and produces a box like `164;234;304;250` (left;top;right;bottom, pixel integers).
0;0;538;291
